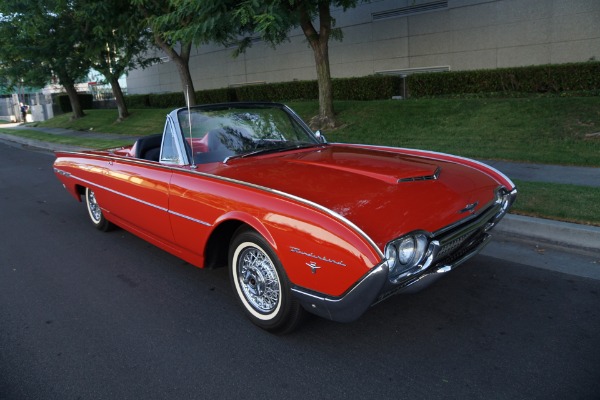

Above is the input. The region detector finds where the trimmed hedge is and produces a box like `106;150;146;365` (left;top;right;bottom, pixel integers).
124;94;150;108
56;93;94;113
121;62;598;108
124;88;233;109
235;80;318;102
233;76;402;101
195;88;234;104
333;75;402;100
123;75;403;108
407;62;600;97
148;92;186;108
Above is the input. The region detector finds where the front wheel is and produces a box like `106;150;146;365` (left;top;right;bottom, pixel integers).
229;228;305;333
85;187;113;232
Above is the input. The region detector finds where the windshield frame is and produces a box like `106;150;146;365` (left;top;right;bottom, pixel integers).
169;102;322;166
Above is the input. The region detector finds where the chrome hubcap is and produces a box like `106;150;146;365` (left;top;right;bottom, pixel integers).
238;247;280;313
87;190;101;223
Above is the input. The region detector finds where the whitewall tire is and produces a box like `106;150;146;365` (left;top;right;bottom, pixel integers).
85;187;113;232
229;228;304;333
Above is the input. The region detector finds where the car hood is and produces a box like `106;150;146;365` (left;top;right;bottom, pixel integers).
213;144;501;248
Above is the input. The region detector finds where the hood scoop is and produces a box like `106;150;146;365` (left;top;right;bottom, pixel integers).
281;147;443;185
398;167;441;183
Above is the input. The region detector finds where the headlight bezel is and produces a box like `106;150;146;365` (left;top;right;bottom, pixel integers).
493;187;517;221
384;231;434;283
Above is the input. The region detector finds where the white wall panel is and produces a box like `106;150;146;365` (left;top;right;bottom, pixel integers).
127;0;600;95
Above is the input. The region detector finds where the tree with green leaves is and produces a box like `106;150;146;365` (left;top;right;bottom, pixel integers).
161;0;361;129
0;0;91;119
236;0;362;129
132;0;204;106
76;0;157;120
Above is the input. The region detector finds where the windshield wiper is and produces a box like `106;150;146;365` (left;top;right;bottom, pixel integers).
223;143;324;164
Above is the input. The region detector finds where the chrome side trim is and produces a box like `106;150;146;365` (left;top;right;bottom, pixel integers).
182;169;385;259
53;167;71;177
168;209;211;226
73;174;169;212
55;152;178;171
55;170;212;227
55;152;383;258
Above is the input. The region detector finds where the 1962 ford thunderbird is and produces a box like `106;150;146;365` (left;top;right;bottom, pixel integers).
53;102;517;333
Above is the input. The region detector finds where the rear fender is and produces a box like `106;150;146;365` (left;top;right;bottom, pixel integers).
53;168;83;202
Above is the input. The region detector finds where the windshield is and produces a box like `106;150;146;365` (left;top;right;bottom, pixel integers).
176;104;320;164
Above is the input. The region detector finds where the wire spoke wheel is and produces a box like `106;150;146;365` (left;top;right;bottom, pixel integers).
85;187;113;232
229;228;305;333
86;189;102;224
238;247;280;314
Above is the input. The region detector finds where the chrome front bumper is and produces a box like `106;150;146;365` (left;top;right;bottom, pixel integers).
291;232;491;323
291;189;516;323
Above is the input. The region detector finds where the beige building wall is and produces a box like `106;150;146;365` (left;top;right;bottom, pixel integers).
126;0;600;94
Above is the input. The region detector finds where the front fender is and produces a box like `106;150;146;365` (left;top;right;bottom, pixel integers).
169;168;383;297
214;210;277;251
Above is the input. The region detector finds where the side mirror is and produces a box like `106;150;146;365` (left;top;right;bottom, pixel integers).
315;130;327;144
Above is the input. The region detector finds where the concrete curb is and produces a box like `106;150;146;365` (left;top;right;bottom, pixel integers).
497;214;600;252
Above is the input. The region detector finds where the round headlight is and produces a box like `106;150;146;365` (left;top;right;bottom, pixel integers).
385;244;398;270
398;237;416;265
385;233;432;283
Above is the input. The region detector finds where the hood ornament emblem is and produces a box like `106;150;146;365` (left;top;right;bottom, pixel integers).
459;201;479;214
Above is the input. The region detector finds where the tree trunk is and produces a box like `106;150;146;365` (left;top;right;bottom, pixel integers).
63;82;85;119
312;39;335;130
108;74;129;121
299;1;335;130
155;36;196;106
172;55;196;106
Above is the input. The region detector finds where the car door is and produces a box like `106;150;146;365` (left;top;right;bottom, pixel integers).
100;122;175;243
104;158;174;243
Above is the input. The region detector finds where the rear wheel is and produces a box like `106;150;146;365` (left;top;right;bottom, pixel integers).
85;187;113;232
229;228;305;333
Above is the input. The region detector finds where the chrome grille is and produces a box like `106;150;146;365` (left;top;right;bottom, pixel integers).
437;232;475;259
432;202;502;265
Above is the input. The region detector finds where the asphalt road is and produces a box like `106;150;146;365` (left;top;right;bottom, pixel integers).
1;141;599;400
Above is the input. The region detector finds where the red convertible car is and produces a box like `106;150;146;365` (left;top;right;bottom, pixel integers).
54;102;516;332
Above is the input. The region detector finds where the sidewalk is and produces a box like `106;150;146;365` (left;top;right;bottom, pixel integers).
482;159;600;188
0;122;141;152
1;122;599;255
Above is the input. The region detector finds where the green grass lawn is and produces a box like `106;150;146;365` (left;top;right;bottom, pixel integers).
511;180;600;226
30;97;600;167
5;96;598;226
0;128;132;149
290;97;600;167
36;108;169;135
